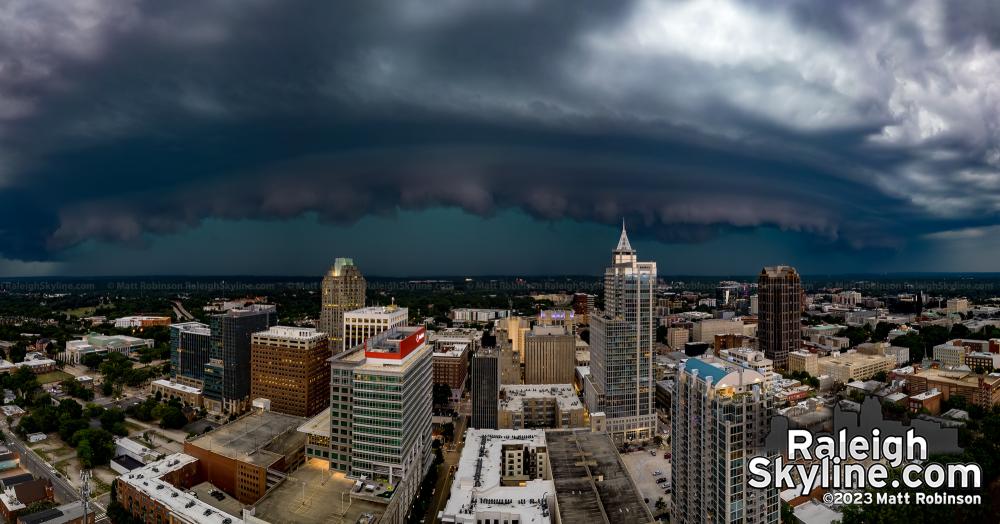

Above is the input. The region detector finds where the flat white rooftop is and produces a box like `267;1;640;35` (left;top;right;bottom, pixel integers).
119;453;243;524
433;342;468;358
252;325;326;342
442;429;554;524
298;407;331;438
499;384;581;412
152;379;202;395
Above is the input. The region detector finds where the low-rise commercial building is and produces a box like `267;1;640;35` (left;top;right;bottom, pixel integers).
817;352;896;383
966;352;1000;372
497;384;586;429
15;500;94;524
65;333;153;364
432;342;469;401
183;410;306;504
0;479;53;523
933;342;967;368
719;347;773;373
150;379;203;408
788;350;818;376
113;316;172;329
908;368;1000;409
114;453;242;524
449;308;510;323
909;389;942;415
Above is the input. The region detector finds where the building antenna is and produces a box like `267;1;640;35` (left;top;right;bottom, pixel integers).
80;469;91;524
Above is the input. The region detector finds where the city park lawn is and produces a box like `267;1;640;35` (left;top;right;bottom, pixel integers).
36;371;74;384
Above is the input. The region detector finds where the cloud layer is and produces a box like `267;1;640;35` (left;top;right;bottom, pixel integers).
1;0;999;264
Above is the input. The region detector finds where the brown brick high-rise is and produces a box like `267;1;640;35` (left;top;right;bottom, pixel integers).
757;266;801;371
250;326;330;417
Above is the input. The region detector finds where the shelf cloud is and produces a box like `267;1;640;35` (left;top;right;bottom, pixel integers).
1;0;999;266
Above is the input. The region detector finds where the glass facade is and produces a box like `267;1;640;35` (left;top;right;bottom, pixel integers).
169;322;211;384
206;306;277;412
588;225;657;441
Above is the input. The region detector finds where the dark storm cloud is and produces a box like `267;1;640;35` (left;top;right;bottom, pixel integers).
0;0;999;264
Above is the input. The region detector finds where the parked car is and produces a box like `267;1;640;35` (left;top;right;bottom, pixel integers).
656;477;667;484
650;450;657;456
652;470;662;476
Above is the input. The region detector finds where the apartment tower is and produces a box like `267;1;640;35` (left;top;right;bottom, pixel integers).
672;357;779;524
585;223;657;442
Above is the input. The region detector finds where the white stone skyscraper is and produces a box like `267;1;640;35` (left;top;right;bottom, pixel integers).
584;224;657;442
671;356;778;524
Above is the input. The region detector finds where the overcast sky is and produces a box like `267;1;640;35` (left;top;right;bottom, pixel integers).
2;0;1000;276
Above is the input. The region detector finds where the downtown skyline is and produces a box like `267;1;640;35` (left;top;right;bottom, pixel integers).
3;1;1000;277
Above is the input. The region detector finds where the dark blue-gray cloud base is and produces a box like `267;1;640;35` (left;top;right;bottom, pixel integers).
1;0;999;270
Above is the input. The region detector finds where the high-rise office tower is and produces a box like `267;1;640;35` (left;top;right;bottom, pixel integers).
757;265;801;370
327;326;433;523
672;356;778;524
250;326;330;417
318;258;366;352
169;322;211;388
330;326;433;522
203;305;277;414
471;348;500;429
523;325;576;385
585;224;657;442
342;305;408;351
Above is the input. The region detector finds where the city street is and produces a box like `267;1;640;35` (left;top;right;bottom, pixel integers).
427;415;467;523
0;417;105;518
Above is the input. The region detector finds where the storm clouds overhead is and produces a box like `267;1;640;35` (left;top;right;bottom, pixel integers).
1;0;1000;275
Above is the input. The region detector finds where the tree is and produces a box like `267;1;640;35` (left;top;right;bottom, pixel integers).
74;428;116;467
655;497;667;512
873;322;897;342
432;384;451;407
838;325;870;347
8;367;39;397
159;406;188;429
442;422;455;442
893;332;925;363
58;399;83;420
950;323;972;339
80;353;106;369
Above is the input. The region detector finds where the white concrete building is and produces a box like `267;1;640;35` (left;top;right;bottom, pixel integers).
439;429;555;524
342;305;408;352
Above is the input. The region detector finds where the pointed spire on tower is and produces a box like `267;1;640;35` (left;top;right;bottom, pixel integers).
615;219;634;253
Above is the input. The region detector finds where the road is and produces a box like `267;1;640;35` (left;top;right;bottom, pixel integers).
426;415;467;523
171;300;195;321
0;418;105;515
